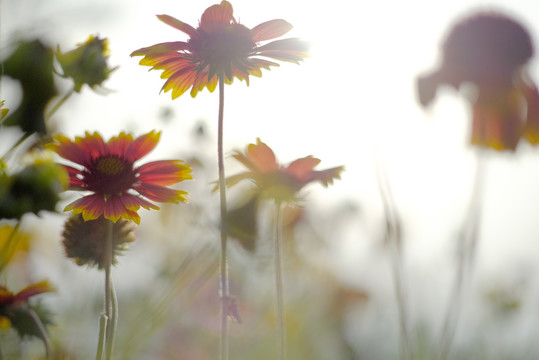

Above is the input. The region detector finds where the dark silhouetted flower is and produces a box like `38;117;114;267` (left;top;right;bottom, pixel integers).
417;12;539;150
46;131;192;224
62;214;136;269
226;138;344;203
56;35;117;92
130;0;309;98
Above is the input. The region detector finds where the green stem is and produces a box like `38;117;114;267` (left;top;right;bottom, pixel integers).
95;313;108;360
45;88;74;121
377;164;411;360
217;73;229;360
27;308;51;360
104;220;115;360
274;202;286;360
438;151;485;360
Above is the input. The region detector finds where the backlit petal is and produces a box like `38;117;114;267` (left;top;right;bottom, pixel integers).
77;131;107;159
157;15;198;37
108;132;134;158
200;1;234;33
285;156;321;183
135;183;189;203
252;19;293;42
137;160;192;185
65;195;105;221
47;134;90;166
246;138;279;172
125;131;161;162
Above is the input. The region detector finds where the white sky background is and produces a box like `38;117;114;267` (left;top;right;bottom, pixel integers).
4;0;539;352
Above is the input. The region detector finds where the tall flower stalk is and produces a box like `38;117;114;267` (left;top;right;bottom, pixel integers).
225;138;343;359
131;3;309;358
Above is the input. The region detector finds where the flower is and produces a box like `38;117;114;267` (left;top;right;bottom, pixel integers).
130;0;309;98
46;131;192;225
62;214;136;268
226;138;344;203
0;280;54;330
417;12;539;151
56;35;117;92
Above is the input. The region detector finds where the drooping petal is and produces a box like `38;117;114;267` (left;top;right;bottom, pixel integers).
125;131;161;162
103;196;131;223
200;1;235;33
137;160;192;185
65;194;106;221
311;166;345;187
62;165;85;189
135;182;189;203
117;193;158;211
12;280;54;306
157;15;198;37
252;19;293;42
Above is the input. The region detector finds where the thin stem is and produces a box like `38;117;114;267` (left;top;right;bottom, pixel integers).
217;73;229;360
27;308;51;360
438;152;485;360
274;202;286;360
95;313;108;360
103;220;115;360
105;277;118;359
377;163;411;360
45;88;74;121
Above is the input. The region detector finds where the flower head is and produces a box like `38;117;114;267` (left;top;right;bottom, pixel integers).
417;12;539;151
56;35;117;92
130;0;309;98
62;214;136;268
226;138;344;203
46;131;192;224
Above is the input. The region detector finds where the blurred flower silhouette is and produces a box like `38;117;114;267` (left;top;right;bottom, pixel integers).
226;138;344;203
130;0;309;98
62;214;136;268
0;100;8;121
417;12;539;150
56;35;117;92
46;131;192;224
0;281;53;333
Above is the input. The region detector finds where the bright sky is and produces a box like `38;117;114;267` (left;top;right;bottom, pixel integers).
4;0;539;346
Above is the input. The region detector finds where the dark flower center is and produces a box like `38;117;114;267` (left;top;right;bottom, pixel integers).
191;24;255;67
83;156;137;196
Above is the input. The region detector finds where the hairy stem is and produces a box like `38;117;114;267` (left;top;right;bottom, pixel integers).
104;220;115;360
217;73;230;360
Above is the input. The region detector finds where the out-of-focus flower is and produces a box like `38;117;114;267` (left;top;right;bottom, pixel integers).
1;40;57;134
0;160;68;219
46;131;192;225
0;225;32;266
56;35;117;92
0;280;54;331
130;0;309;98
226;138;344;203
417;12;539;151
62;214;136;269
0;100;8;121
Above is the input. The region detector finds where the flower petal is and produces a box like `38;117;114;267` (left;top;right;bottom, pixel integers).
125;131;161;162
245;138;279;172
62;165;85;190
156;14;198;37
285;156;321;183
311;166;345;187
252;19;293;42
77;131;108;160
65;194;105;221
137;160;192;185
46;134;90;166
135;183;189;203
12;280;54;306
256;38;310;63
200;1;234;33
107;132;134;158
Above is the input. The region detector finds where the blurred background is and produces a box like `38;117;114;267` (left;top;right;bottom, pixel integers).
2;0;539;358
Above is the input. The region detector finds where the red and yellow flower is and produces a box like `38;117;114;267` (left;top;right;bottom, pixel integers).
47;131;192;225
417;12;539;151
0;280;54;329
226;138;344;203
130;0;309;98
